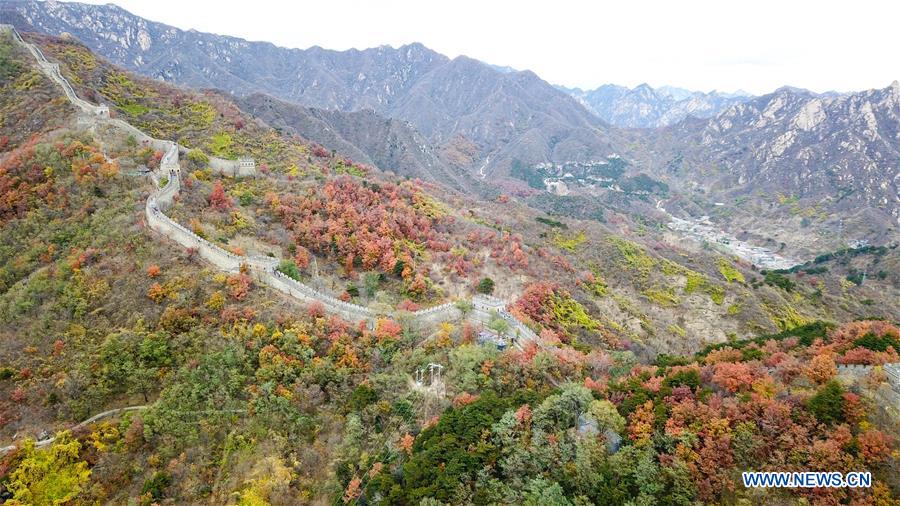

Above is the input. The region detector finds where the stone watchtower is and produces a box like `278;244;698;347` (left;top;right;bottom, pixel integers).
237;157;256;177
96;103;110;119
161;143;180;179
473;294;506;311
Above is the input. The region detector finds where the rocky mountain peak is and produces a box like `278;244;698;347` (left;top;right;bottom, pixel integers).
569;82;754;128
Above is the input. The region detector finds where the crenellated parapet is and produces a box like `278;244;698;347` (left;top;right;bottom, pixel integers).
208;156;258;177
267;270;376;323
882;363;900;391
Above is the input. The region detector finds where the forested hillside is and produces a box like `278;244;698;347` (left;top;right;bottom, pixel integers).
0;26;897;506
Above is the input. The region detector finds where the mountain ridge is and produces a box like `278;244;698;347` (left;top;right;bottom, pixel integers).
626;81;900;255
564;82;754;128
4;0;896;255
1;0;617;177
236;92;482;192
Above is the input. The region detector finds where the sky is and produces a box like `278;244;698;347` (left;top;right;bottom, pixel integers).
76;0;899;95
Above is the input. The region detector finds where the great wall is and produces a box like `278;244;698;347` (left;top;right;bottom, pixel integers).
2;25;899;457
1;24;542;344
3;24;896;371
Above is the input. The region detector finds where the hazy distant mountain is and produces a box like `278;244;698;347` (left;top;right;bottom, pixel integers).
2;0;616;177
657;85;753;101
565;83;752;128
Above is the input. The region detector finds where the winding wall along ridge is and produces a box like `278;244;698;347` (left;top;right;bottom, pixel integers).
5;25;900;457
1;25;541;338
8;25;895;379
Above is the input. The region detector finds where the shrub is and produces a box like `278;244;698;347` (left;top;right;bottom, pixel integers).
6;432;90;505
642;287;680;307
147;283;167;303
807;380;846;425
208;132;235;159
610;237;656;275
476;277;495;295
205;291;226;311
718;259;745;283
654;354;690;367
277;259;302;281
226;273;252;300
764;271;795;291
552;231;586;252
186;149;209;167
141;471;172;502
348;385;378;412
535;216;567;229
307;301;325;318
663;369;700;389
853;332;899;352
375;318;403;340
311;145;330;158
208;181;233;211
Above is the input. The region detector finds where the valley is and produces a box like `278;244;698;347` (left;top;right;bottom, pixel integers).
658;201;800;270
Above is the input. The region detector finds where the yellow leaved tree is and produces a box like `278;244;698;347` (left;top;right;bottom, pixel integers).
7;431;90;505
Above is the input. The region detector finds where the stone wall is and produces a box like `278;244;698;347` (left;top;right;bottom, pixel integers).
7;23;548;342
886;363;900;389
145;197;243;273
836;364;874;376
469;295;541;346
152;170;180;207
262;270;376;324
209;156;257;177
104;118;171;154
14;29;899;394
4;25;100;116
410;302;462;328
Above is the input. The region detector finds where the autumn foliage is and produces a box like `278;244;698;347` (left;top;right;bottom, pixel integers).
226;273;252;300
0;138;92;225
374;318;402;341
274;176;445;296
146;264;161;278
208;181;233;211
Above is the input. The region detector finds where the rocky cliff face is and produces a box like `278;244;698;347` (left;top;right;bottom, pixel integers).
566;83;751;128
2;0;616;177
